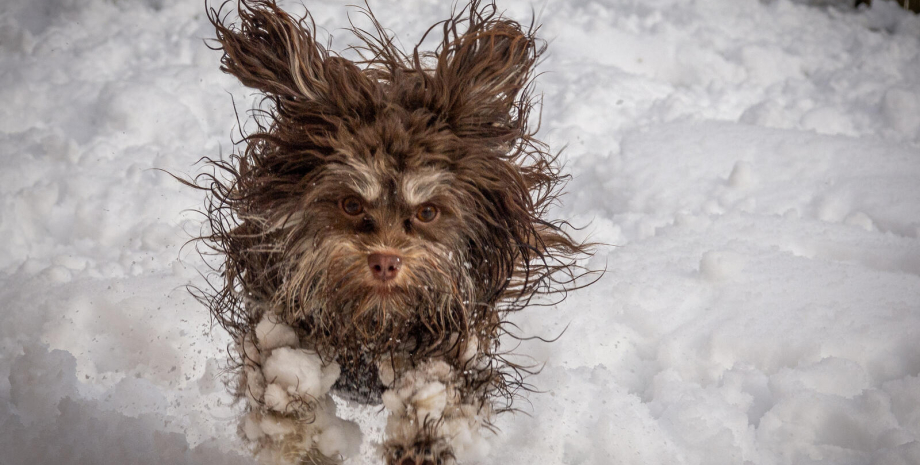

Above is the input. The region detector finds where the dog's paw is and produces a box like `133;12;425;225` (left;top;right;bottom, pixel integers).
385;439;454;465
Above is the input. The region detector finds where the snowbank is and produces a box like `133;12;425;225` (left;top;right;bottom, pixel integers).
1;0;918;464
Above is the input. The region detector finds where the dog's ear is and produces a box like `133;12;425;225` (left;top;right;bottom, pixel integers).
209;0;373;112
430;3;542;141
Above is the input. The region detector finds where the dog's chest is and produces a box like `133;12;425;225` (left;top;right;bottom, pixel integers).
332;354;385;404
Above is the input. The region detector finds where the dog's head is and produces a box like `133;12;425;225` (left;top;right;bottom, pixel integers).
201;0;587;360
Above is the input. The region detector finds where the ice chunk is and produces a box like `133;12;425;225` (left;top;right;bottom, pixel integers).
263;383;293;413
262;348;340;399
255;314;299;351
412;381;448;422
315;415;363;459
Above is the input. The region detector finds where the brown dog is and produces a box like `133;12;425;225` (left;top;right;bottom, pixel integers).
195;1;589;463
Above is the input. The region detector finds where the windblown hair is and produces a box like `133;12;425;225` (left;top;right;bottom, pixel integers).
192;0;590;409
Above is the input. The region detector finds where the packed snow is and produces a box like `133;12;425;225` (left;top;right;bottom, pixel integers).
1;0;919;464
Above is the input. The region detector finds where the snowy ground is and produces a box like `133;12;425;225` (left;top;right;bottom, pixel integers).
2;0;919;464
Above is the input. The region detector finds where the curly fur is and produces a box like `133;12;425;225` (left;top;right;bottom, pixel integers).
186;1;592;462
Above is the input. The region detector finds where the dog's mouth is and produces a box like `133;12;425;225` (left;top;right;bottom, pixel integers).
368;281;401;296
307;246;464;316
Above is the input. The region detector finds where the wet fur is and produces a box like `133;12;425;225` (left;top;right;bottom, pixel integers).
190;0;591;462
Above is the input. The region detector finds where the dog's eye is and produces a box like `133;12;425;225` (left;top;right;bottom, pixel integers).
341;197;364;216
415;204;439;223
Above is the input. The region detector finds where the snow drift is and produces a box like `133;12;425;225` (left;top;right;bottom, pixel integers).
1;0;918;464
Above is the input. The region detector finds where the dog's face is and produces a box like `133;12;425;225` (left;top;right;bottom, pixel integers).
204;0;584;360
276;117;495;352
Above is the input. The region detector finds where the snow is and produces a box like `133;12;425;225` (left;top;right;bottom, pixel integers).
381;360;491;462
261;348;340;400
255;315;299;351
1;0;919;464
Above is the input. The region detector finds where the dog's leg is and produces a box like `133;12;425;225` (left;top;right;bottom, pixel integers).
378;341;494;465
237;313;362;464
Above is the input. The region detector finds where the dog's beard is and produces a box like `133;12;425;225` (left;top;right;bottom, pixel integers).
278;234;480;358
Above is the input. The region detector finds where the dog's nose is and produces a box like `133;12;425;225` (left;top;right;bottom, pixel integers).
367;253;402;282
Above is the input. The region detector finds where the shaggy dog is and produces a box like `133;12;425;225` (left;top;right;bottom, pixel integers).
193;1;589;463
